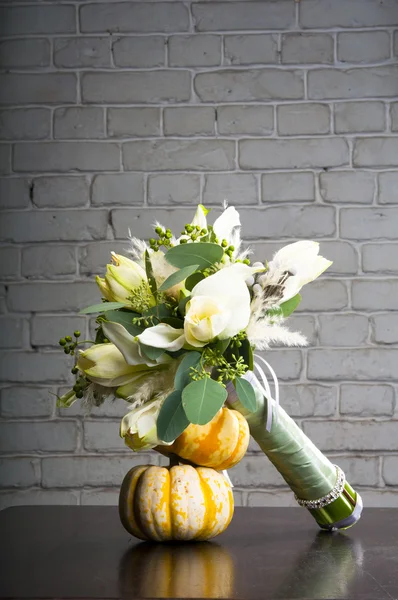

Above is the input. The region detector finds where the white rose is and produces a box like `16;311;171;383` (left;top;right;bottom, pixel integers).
184;263;262;347
184;296;231;347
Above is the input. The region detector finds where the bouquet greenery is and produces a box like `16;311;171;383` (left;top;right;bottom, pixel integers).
58;204;362;531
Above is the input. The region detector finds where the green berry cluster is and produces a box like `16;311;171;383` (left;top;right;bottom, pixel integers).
128;280;155;313
189;365;211;381
200;265;218;278
132;314;157;328
149;226;173;252
219;239;250;265
221;240;236;259
58;331;90;399
215;355;248;384
72;375;88;399
201;347;224;367
59;331;81;355
179;223;208;244
230;331;247;349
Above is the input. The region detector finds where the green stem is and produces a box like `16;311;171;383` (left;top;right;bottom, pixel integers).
227;376;362;531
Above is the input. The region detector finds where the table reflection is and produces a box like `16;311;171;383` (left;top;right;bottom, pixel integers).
276;532;364;599
119;540;235;598
119;529;364;600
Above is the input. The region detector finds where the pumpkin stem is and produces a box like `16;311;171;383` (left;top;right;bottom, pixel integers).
169;453;180;467
169;453;199;469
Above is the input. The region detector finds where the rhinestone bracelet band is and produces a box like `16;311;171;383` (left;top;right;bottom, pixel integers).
294;465;346;510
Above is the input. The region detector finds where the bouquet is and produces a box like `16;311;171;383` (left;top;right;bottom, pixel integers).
58;204;362;540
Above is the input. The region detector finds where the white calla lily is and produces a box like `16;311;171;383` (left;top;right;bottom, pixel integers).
137;323;186;351
268;241;332;303
191;204;209;230
101;321;171;366
185;263;263;345
176;204;210;244
121;399;167;451
213;206;241;252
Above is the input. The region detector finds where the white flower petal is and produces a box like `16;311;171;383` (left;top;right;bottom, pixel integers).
120;399;165;449
281;277;302;303
137;323;186;351
190;264;261;339
268;240;332;302
191;263;261;298
102;320;159;366
299;255;333;286
272;241;320;269
77;343;148;387
213;206;241;248
185;297;230;343
191;204;208;230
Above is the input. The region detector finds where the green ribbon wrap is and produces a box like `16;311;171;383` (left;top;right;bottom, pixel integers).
227;372;363;531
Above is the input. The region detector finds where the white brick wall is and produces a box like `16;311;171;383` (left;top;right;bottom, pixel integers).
0;0;397;510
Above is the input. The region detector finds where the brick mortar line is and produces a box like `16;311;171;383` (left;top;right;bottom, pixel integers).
2;63;398;73
3;133;397;141
2;99;397;107
1;27;398;36
2;168;397;175
7;135;398;140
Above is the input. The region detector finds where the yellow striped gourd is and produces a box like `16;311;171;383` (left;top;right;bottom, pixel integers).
119;464;234;542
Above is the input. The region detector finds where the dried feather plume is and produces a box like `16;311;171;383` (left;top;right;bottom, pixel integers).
123;362;180;410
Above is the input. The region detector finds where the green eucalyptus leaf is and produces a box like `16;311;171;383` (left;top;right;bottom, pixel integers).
165;243;223;270
182;378;227;425
178;295;190;317
174;351;201;391
80;302;126;314
185;271;205;291
280;293;302;318
139;343;165;361
158;264;199;292
144;304;173;320
214;338;231;356
165;348;186;359
145;250;157;296
234;377;257;412
162;317;185;329
157;390;190;443
104;309;143;336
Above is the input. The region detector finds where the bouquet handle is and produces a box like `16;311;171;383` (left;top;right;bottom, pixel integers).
227;373;363;531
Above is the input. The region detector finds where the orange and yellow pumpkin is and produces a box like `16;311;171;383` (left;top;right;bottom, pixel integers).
119;464;234;542
165;407;250;470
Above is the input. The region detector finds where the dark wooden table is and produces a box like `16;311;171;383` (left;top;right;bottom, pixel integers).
0;506;397;600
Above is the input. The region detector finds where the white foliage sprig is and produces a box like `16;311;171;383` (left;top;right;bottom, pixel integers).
246;319;308;350
127;231;148;265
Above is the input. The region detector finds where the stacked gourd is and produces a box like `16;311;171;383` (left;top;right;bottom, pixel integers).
119;408;250;541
